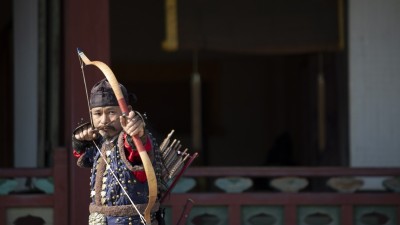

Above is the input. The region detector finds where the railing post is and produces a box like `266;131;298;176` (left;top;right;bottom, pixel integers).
285;205;297;225
53;147;68;225
0;206;5;225
229;204;241;225
341;205;353;225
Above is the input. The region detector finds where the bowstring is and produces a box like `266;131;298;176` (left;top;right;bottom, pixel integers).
77;54;95;128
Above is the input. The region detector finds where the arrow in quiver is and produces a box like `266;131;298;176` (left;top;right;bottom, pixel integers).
159;130;198;203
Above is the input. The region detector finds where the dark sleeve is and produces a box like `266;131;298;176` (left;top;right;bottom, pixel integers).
72;135;100;168
72;134;92;157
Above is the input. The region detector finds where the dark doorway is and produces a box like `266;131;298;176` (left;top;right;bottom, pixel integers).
109;1;348;167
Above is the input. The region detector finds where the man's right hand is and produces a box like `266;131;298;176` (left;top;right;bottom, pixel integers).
74;123;97;141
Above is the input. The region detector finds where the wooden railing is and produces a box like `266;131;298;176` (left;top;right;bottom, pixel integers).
0;148;68;225
1;156;399;225
163;167;400;225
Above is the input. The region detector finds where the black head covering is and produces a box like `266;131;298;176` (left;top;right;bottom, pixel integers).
89;78;131;109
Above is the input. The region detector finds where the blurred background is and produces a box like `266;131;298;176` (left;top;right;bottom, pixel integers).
1;0;400;225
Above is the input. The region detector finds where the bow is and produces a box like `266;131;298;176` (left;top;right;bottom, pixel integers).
77;49;157;224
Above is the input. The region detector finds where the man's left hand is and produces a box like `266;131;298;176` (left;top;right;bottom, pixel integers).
120;111;145;137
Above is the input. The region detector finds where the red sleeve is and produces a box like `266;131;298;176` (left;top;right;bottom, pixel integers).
73;149;83;158
124;134;152;183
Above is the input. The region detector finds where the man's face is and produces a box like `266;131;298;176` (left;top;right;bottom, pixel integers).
91;106;122;139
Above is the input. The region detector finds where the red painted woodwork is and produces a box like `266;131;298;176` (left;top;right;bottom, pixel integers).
1;157;400;225
162;167;400;225
0;148;68;225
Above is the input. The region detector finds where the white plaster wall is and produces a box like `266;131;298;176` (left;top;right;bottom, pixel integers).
349;0;400;167
13;0;38;168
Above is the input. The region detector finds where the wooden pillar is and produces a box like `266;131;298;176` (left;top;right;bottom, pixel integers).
63;0;110;224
